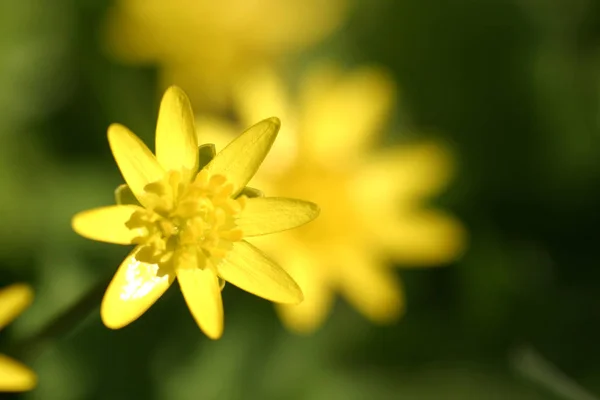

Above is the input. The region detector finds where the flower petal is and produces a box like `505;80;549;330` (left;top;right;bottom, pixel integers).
354;143;454;205
72;205;144;245
101;246;174;329
272;246;333;333
336;248;404;323
205;117;280;195
299;66;394;162
377;211;466;265
218;241;303;304
237;197;320;236
0;354;36;392
0;284;33;330
177;267;224;340
155;86;198;174
108;123;165;205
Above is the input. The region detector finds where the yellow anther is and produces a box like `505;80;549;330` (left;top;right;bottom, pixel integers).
125;170;246;269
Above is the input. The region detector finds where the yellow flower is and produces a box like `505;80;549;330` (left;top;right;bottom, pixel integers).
0;284;36;392
102;0;348;110
72;86;319;339
197;66;466;333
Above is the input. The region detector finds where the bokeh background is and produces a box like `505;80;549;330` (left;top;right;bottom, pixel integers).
1;0;600;398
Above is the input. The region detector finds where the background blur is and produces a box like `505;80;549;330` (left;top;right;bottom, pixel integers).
1;0;600;398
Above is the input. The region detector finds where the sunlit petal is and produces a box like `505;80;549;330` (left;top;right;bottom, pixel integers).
0;354;36;392
101;246;174;329
218;241;303;304
71;205;144;245
155;86;198;175
237;197;320;236
177;267;224;340
205;117;280;195
0;284;33;330
336;249;404;323
107;123;165;205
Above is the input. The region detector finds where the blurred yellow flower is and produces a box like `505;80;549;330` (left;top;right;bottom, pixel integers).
0;284;36;392
72;86;319;339
103;0;348;110
197;66;466;333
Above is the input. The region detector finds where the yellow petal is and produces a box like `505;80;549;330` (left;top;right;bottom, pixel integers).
336;249;404;323
101;246;174;329
72;205;144;245
237;197;320;236
272;247;334;333
107;123;165;205
205;117;280;195
0;354;36;392
299;66;395;162
378;211;466;265
355;143;454;209
177;267;224;340
0;284;33;330
155;86;198;175
195;116;238;152
218;241;303;304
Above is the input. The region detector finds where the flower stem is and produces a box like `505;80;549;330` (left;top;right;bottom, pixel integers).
512;346;599;400
10;276;111;360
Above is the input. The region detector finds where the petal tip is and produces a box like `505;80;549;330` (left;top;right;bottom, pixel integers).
162;85;192;108
204;328;224;340
308;201;321;220
7;284;34;306
100;300;128;330
106;123;125;140
280;281;304;305
265;116;281;129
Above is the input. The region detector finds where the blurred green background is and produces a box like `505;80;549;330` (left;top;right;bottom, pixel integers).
1;0;600;398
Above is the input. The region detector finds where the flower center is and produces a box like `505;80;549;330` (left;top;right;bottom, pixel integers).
125;170;245;271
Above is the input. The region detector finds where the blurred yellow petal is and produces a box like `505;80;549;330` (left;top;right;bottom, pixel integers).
0;354;36;392
71;205;144;245
337;249;404;323
232;69;302;174
237;197;320;236
205;117;280;194
101;246;174;329
356;143;454;205
108;123;165;204
0;284;33;330
378;212;466;265
103;0;349;110
195;116;238;152
155;86;198;174
273;246;334;333
299;66;395;162
177;267;224;340
234;68;291;128
218;241;303;304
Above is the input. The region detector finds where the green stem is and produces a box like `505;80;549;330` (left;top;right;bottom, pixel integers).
512;346;599;400
11;276;111;360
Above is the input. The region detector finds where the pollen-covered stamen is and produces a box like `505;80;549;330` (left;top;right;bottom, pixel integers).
125;170;246;269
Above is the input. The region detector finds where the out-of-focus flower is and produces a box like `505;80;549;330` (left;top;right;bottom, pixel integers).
0;284;36;392
72;86;319;339
103;0;349;110
197;66;466;333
